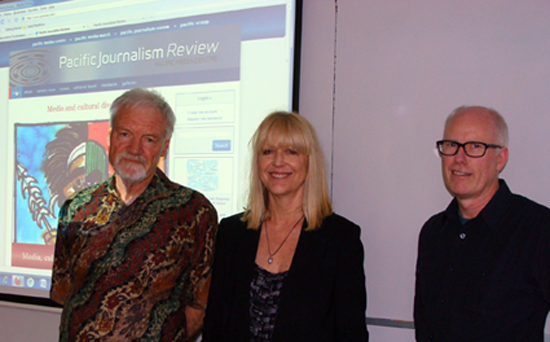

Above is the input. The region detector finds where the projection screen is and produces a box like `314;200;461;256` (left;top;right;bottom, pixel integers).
0;0;302;302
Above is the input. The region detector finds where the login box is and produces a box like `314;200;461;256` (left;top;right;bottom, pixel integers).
176;90;235;124
173;126;234;155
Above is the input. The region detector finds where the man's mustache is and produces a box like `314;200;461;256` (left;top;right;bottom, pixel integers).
116;152;146;165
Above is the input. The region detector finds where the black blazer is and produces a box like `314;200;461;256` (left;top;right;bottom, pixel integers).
203;213;368;342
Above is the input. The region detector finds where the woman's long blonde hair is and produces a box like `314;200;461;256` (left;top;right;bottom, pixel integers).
242;111;332;230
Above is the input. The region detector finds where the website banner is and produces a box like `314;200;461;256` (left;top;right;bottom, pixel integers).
9;24;241;98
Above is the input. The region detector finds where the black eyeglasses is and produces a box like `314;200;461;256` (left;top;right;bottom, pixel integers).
436;140;502;158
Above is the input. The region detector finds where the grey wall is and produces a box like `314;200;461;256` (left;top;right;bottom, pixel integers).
0;303;61;342
3;1;550;341
299;1;550;341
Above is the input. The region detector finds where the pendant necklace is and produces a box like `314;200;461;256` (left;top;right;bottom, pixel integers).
264;215;304;264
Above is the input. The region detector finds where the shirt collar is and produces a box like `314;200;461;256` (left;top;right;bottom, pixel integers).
444;179;513;231
106;168;170;204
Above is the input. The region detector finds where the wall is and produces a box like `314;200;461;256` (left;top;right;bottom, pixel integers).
0;302;61;342
300;1;550;341
3;1;550;341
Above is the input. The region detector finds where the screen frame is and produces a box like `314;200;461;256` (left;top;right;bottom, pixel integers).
0;0;304;308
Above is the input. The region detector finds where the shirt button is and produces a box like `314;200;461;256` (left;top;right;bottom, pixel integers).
459;233;466;239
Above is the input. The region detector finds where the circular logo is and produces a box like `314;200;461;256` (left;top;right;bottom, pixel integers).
26;277;34;288
9;49;53;86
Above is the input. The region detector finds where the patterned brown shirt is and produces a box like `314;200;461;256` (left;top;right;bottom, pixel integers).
51;168;218;341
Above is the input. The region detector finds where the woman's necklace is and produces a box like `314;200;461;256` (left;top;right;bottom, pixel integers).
264;215;304;264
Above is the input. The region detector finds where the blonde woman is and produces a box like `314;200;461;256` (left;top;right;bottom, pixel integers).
203;111;368;342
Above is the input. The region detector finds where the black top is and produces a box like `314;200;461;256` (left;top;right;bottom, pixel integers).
414;180;550;342
249;265;288;341
203;213;369;342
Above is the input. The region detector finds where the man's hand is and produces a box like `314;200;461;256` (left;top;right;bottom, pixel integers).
185;305;205;341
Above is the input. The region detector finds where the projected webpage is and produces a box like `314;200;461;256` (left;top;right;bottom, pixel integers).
0;0;298;298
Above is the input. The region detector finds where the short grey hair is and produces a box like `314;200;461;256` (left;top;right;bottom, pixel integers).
110;88;176;140
445;105;509;147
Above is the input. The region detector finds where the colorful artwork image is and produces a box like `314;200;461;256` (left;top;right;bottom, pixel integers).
15;121;110;247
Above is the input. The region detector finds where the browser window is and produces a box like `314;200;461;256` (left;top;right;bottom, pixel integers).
0;0;300;300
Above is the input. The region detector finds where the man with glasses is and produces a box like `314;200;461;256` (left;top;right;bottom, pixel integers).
414;106;550;341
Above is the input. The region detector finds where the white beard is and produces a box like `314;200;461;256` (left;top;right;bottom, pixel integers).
113;152;147;183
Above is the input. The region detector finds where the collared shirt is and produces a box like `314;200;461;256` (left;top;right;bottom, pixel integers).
51;168;218;342
415;180;550;342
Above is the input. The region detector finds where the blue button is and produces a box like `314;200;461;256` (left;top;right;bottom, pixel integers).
212;140;231;151
10;87;23;98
